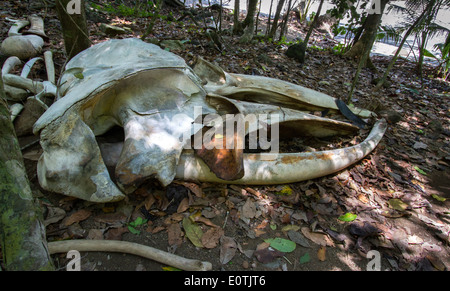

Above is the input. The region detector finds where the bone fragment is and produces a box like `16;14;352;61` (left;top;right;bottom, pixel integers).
48;240;212;271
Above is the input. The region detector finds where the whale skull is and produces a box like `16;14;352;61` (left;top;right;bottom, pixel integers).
33;38;386;202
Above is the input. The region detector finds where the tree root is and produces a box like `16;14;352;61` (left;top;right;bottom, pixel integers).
48;240;212;271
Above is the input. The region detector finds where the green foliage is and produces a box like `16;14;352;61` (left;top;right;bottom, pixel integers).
332;42;349;55
89;1;164;18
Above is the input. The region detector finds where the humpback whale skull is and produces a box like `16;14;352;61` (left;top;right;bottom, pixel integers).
33;38;386;202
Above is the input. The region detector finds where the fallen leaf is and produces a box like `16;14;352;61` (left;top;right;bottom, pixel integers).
63;209;91;226
388;198;409;211
167;223;183;247
220;236;237;264
275;185;293;196
431;194;446;202
301;227;334;247
413;141;428;150
299;252;310;264
176;197;190;213
254;247;284;264
182;217;203;248
201;227;224;249
414;166;427;175
317;246;326;261
338;212;357;222
282;225;300;232
175;181;203;198
162;266;182;271
242;198;257;219
264;238;296;253
287;230;311;248
44;207;66;226
104;227;128;240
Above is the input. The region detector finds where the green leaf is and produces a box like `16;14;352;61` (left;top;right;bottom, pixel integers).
264;238;296;253
275;185;293;196
129;216;147;227
162;266;182;271
338;212;357;222
422;48;437;59
182;217;204;248
127;217;147;235
127;225;140;235
414;166;427;175
299;252;310;264
431;194;446;202
388;198;409;211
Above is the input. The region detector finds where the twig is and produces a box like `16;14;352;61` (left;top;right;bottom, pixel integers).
48;240;212;271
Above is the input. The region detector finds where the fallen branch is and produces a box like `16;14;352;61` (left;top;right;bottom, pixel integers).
48;240;213;271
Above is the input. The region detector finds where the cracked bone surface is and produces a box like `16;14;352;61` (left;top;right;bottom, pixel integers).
34;38;385;202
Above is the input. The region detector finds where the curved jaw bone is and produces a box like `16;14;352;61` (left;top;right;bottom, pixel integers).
34;38;385;203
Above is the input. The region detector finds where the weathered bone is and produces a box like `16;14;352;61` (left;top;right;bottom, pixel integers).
177;119;387;184
23;15;48;39
33;38;385;202
6;19;30;36
0;35;44;60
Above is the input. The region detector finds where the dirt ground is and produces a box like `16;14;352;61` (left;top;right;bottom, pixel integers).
2;1;449;271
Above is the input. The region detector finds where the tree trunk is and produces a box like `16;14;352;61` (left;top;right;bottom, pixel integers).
0;74;54;271
344;0;389;67
267;0;286;40
239;0;259;43
242;0;259;29
346;0;389;103
233;0;243;35
278;0;293;41
55;0;91;60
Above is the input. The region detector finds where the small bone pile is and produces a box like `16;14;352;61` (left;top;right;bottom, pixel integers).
1;15;56;136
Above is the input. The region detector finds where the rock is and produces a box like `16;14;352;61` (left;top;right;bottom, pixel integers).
0;35;44;59
286;43;306;63
378;109;402;124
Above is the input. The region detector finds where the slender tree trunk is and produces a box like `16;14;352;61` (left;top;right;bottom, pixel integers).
266;0;274;36
374;0;432;91
346;0;389;103
233;0;243;35
242;0;259;29
239;0;259;43
267;0;286;40
344;0;389;66
278;0;293;41
0;74;54;271
55;0;91;60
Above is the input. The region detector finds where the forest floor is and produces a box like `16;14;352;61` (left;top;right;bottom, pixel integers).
1;1;450;271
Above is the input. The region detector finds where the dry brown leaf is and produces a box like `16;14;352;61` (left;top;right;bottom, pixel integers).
167;223;183;247
144;194;156;210
104;227;128;240
177;197;190;213
194;216;219;228
175;181;203;198
317;246;327;261
63;209;92;226
301;227;335;247
201;227;224;249
242;198;257;219
220;236;237;264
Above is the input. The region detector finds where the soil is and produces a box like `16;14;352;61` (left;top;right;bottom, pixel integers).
2;0;450;272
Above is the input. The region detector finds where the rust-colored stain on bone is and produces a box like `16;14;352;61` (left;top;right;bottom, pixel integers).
194;124;244;181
